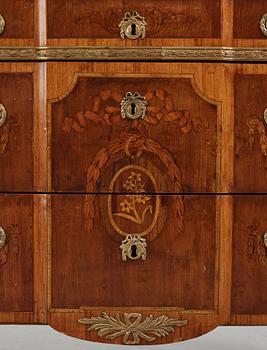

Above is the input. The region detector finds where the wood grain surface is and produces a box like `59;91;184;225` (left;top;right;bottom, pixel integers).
49;310;220;345
234;0;267;39
50;75;219;193
45;61;230;343
1;0;267;48
0;0;36;46
47;62;223;194
50;194;217;309
0;195;34;314
0;1;34;39
2;3;267;345
0;71;34;191
47;0;221;39
234;70;267;192
232;195;267;315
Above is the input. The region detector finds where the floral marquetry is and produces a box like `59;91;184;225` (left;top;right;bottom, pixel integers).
108;165;160;238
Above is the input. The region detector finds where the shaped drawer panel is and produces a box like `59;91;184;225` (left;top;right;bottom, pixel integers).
0;1;34;45
232;195;267;316
0;195;34;315
48;63;222;194
0;69;34;192
48;193;223;345
47;0;221;46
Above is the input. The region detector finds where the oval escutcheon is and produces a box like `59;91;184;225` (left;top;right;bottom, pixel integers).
108;165;160;238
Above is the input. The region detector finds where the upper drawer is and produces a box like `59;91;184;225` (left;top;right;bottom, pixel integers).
0;1;34;45
47;0;222;46
233;0;267;45
48;62;223;194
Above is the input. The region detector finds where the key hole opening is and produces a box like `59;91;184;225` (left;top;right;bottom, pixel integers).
131;103;137;115
131;23;137;36
131;245;138;258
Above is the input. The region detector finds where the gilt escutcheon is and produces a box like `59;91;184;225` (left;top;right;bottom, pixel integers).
0;227;6;249
119;11;146;39
260;13;267;37
120;234;147;261
0;15;5;35
0;104;7;127
121;92;147;120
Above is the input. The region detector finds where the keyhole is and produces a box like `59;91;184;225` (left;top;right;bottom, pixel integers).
131;103;137;115
131;245;138;258
131;23;137;36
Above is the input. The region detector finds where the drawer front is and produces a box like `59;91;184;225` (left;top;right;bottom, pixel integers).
234;0;267;41
51;194;216;309
234;72;267;192
232;195;267;316
49;194;221;344
0;72;34;192
0;1;34;42
47;0;221;45
48;63;221;193
0;195;33;314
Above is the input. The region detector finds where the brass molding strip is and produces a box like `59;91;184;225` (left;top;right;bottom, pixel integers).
1;46;267;61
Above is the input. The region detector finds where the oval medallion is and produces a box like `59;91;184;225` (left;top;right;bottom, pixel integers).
108;165;160;237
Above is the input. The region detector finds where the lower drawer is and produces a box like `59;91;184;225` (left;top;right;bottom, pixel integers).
0;195;33;315
232;195;267;318
49;194;221;344
2;193;267;340
51;194;217;309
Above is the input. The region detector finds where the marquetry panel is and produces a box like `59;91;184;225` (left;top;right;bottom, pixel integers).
50;194;217;309
48;192;224;344
49;68;221;193
0;0;34;43
0;195;34;314
232;195;267;315
48;0;221;39
0;71;34;192
234;73;267;192
47;0;222;47
233;0;267;40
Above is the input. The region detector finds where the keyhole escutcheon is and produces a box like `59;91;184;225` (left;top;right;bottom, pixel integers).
131;23;137;36
131;244;138;258
131;103;137;115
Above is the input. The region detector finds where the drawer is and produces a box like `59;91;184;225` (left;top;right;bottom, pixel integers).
49;194;221;344
0;69;34;192
232;195;267;318
48;62;222;193
0;1;34;45
234;69;267;192
234;0;267;42
47;0;222;46
47;63;230;345
0;195;33;316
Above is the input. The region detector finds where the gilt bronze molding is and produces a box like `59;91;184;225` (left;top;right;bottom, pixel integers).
1;46;267;61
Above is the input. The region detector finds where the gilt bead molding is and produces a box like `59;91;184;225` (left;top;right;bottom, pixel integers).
0;46;267;61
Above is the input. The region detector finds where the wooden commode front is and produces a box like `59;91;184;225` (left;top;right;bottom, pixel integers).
0;0;267;346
